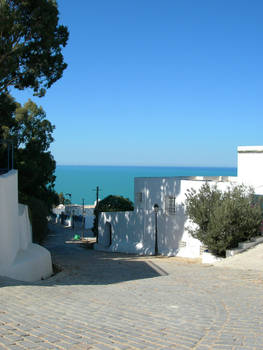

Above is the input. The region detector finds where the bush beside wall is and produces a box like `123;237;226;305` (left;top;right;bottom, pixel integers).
185;183;262;257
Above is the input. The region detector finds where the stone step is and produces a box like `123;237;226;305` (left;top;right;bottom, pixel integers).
202;235;263;262
226;235;263;258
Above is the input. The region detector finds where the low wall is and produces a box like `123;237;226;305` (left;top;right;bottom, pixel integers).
96;210;153;254
0;170;53;282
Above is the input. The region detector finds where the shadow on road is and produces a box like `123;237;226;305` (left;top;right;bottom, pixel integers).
0;223;168;288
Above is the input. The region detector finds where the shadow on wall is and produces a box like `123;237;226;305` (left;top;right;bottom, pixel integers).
97;177;187;256
158;203;186;255
155;178;185;255
98;209;153;254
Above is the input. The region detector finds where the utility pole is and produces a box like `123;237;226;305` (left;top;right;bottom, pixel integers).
96;186;99;206
81;198;85;239
93;186;101;207
154;204;159;255
93;186;102;241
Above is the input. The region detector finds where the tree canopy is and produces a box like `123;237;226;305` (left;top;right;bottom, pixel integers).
0;95;57;208
0;95;59;242
97;195;134;212
0;0;69;96
0;0;68;241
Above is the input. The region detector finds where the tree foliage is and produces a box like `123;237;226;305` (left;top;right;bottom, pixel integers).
0;0;68;242
0;96;57;205
0;96;59;241
57;192;71;205
58;192;65;204
97;195;134;212
185;183;262;257
0;0;69;96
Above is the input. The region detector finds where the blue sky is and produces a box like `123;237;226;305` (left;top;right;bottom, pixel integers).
11;0;263;167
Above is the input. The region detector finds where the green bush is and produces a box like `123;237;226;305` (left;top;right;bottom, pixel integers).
185;183;262;257
97;195;134;212
19;193;49;244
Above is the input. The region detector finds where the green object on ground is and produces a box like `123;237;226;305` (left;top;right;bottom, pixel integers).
73;234;81;240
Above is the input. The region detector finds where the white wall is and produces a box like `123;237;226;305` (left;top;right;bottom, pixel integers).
238;146;263;195
18;204;31;250
96;176;234;257
96;146;263;258
0;170;20;265
97;210;154;255
0;170;53;282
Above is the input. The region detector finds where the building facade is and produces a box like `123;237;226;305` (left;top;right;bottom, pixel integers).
95;146;263;258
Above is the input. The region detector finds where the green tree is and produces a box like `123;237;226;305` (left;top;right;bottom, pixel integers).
0;0;68;242
185;183;262;257
97;195;134;212
0;93;17;169
0;96;59;241
1;98;57;205
0;0;69;96
58;192;65;205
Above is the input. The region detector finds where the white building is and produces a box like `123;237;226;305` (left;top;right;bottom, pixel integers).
0;170;53;282
95;146;263;258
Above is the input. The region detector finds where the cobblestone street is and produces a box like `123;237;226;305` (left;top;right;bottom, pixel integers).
1;223;263;350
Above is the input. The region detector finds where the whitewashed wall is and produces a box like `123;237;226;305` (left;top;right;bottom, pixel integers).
0;170;53;282
0;170;20;265
96;176;235;257
238;146;263;195
96;146;263;258
97;210;154;255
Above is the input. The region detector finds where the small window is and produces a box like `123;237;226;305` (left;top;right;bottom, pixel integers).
136;192;143;203
166;196;176;215
179;241;186;248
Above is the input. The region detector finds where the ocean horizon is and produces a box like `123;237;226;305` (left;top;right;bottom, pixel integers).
54;165;237;205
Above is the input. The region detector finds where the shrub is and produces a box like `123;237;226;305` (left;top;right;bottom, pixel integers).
19;193;50;244
97;195;134;212
185;183;262;257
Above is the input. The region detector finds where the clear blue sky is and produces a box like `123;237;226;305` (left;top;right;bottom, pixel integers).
11;0;263;167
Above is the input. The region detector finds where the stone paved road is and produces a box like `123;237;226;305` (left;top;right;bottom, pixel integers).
1;223;263;350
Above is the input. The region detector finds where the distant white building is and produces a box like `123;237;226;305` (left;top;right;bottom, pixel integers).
95;146;263;258
53;203;96;229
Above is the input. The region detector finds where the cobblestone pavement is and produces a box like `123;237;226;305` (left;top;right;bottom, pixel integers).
1;223;263;350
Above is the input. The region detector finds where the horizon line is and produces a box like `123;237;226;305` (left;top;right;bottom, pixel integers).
56;164;237;169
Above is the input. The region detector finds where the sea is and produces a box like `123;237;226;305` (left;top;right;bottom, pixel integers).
55;165;237;205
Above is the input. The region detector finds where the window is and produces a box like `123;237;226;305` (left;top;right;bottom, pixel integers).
179;241;186;248
166;196;176;215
